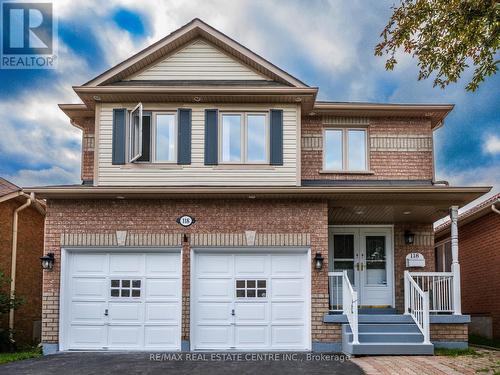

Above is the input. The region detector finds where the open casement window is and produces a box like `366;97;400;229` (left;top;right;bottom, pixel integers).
129;103;143;162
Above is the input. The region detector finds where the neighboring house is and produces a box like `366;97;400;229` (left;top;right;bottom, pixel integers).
0;177;45;346
435;193;500;340
27;19;491;356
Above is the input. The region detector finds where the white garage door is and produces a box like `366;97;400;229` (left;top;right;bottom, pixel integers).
62;250;181;351
192;250;310;350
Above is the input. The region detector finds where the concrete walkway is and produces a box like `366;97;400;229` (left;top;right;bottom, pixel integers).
352;347;500;375
0;352;364;375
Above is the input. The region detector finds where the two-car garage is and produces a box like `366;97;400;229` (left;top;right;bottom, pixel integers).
60;248;310;351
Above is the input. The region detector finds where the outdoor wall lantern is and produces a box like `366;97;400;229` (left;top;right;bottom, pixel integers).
40;253;55;270
314;252;324;270
404;230;415;245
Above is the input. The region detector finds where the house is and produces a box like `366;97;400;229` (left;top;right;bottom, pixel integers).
435;193;500;340
0;177;45;347
26;19;491;355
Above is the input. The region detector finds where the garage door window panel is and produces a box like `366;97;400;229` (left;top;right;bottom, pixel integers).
235;279;267;298
110;279;142;298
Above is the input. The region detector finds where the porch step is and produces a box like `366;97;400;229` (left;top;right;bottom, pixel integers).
345;332;424;343
358;314;414;324
342;317;434;355
344;342;434;355
358;307;397;315
353;323;421;334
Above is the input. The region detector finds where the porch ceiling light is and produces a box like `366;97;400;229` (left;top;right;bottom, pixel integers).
314;252;324;270
92;95;101;101
40;253;55;271
404;230;415;245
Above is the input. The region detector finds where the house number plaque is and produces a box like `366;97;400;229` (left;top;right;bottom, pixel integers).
176;215;196;227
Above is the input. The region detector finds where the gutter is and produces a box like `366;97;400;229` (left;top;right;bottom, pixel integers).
24;185;491;195
492;200;500;215
73;85;319;96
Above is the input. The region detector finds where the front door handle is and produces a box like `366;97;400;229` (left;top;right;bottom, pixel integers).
104;309;109;316
231;309;235;316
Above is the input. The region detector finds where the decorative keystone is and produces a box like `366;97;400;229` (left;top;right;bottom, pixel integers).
116;231;127;246
245;230;256;246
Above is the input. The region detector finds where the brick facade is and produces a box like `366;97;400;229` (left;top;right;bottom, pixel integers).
430;323;468;342
41;198;331;345
437;211;500;338
0;199;44;345
79;118;94;182
394;223;435;312
301;116;434;181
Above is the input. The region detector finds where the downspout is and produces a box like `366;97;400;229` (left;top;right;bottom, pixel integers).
9;192;35;339
492;200;500;215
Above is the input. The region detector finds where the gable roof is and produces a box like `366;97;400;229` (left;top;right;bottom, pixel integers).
0;177;20;198
434;192;500;236
84;18;308;88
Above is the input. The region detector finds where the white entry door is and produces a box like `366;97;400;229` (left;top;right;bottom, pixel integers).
62;250;182;351
329;227;394;307
191;250;310;350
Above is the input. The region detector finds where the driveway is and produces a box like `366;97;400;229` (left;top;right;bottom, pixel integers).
0;352;363;375
352;347;500;375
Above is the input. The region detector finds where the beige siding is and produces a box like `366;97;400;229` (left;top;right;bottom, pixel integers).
97;103;299;186
129;39;267;81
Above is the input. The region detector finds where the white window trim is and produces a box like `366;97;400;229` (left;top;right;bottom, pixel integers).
322;127;370;172
152;111;177;164
129;102;143;162
219;111;269;164
127;107;178;164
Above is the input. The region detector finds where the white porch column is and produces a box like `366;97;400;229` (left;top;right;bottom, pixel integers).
450;205;461;315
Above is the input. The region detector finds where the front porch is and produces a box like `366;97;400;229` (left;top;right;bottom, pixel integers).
324;197;468;355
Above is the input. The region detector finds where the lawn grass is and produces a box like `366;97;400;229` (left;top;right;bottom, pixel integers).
434;347;480;357
0;347;42;365
469;334;500;350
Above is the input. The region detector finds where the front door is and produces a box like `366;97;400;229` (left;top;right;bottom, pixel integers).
329;227;394;307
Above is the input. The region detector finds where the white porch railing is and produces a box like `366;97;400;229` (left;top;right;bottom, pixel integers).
327;271;359;343
342;270;359;344
409;272;454;313
328;272;343;312
404;271;430;344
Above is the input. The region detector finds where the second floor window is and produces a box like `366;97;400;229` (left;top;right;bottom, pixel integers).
128;103;177;163
155;113;176;162
324;128;368;171
220;112;268;163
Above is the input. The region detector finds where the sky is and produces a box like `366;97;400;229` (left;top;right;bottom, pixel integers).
0;0;498;208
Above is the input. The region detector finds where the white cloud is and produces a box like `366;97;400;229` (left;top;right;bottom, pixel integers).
1;0;498;193
484;134;500;155
3;166;80;187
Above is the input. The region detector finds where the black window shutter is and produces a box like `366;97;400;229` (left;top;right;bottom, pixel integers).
270;109;283;165
204;109;218;165
112;108;127;165
137;112;151;162
177;109;192;165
